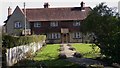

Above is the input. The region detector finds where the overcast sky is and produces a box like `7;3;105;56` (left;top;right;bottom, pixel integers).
0;0;120;25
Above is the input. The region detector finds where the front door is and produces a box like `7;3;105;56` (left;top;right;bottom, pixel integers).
61;33;69;43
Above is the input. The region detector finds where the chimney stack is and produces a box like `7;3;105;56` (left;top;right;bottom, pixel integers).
8;7;12;16
44;2;49;8
80;1;85;10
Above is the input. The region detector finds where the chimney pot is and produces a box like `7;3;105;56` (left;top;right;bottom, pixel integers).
80;1;85;10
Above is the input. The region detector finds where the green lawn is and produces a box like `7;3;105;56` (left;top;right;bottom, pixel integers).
34;44;59;61
72;43;100;58
33;44;79;67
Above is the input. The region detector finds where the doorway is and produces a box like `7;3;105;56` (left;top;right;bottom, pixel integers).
61;33;69;43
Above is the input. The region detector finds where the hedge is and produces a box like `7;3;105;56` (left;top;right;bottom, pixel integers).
2;35;46;48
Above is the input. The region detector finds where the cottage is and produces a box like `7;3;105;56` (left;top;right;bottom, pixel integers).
4;2;92;43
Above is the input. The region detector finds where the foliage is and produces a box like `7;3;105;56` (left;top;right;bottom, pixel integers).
73;52;82;58
58;53;67;59
82;2;120;63
2;35;46;48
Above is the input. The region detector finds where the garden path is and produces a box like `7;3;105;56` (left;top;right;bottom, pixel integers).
60;44;76;57
61;44;113;68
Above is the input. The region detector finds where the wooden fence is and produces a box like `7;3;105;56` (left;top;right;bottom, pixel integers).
6;41;45;66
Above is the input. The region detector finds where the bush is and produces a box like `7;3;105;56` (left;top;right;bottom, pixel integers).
58;47;64;51
2;35;46;48
112;63;120;68
69;47;75;51
67;44;71;46
73;52;82;58
58;53;67;59
60;45;63;47
43;43;46;46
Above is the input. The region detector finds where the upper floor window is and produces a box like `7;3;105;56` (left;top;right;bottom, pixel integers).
73;32;81;39
34;22;41;27
50;21;58;27
14;21;22;28
73;21;80;26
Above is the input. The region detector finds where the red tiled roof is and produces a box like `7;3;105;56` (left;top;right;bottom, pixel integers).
25;7;91;21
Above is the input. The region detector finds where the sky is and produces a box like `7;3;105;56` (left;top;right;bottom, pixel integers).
0;0;120;26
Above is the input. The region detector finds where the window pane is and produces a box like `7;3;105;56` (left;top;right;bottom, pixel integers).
50;21;58;27
14;22;21;28
34;22;41;27
73;21;80;26
73;32;81;38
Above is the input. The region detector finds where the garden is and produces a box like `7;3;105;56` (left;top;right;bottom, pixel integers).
12;43;100;67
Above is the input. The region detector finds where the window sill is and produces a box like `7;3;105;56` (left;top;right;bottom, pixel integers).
48;38;60;40
73;38;81;39
14;27;22;29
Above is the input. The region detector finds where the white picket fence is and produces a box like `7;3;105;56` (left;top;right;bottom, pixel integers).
6;41;45;66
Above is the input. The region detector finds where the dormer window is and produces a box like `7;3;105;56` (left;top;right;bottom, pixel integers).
73;21;80;26
34;22;41;27
14;21;22;28
50;21;58;27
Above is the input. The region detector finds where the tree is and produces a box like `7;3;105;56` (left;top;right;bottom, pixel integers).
82;3;120;63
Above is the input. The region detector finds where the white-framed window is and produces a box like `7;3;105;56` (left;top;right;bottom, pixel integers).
34;22;41;27
50;21;58;27
48;33;60;39
73;32;81;39
14;21;22;28
73;21;80;26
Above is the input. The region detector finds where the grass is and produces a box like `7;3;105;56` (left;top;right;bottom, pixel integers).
33;44;79;67
34;44;59;61
72;43;100;58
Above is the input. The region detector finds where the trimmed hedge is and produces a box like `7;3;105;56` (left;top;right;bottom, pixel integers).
2;35;46;48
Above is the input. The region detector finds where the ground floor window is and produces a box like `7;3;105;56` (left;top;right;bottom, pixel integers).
73;32;81;39
47;33;60;39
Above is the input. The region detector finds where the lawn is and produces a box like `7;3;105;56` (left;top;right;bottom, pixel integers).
72;43;100;58
33;44;79;67
34;44;59;61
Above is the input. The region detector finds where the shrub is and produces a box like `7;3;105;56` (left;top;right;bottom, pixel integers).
67;44;71;46
58;47;64;51
60;45;63;47
69;47;75;51
43;43;46;46
2;35;46;48
58;53;67;59
24;50;34;59
112;63;120;68
73;52;82;58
